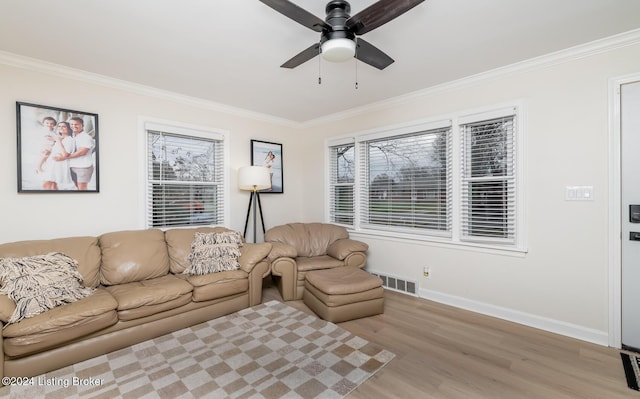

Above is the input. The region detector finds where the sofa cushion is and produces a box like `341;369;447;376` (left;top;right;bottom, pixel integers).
295;255;344;272
115;294;192;321
165;227;235;274
264;223;348;257
0;252;94;324
105;275;193;321
305;267;383;295
100;229;169;285
0;236;101;288
184;231;243;275
3;289;118;357
186;270;249;302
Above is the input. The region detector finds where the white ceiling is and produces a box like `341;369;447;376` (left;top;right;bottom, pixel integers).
1;0;639;123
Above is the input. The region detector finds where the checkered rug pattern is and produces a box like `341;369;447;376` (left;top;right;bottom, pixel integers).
0;300;394;399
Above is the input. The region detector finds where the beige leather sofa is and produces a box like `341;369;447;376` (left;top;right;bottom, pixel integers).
265;223;368;301
0;227;271;379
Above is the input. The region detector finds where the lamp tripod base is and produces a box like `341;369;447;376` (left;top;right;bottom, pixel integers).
243;190;266;243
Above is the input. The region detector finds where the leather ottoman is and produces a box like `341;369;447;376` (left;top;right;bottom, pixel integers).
303;267;384;323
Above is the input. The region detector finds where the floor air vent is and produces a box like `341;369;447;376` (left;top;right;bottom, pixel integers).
370;272;418;296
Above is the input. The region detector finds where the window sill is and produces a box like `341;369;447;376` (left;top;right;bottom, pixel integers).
348;229;528;258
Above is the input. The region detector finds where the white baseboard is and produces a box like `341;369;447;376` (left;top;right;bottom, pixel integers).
419;288;609;346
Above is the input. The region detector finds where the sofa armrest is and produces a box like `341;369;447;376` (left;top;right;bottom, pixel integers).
238;243;272;274
270;257;297;301
267;242;297;263
248;260;270;306
326;238;368;260
344;252;367;269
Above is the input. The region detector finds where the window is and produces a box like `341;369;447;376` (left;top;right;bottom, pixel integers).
358;126;451;236
144;121;227;228
328;140;355;227
461;115;516;243
326;106;522;251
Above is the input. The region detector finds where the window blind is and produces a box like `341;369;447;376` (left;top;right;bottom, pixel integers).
358;127;451;235
146;130;224;228
460;116;516;243
328;143;355;227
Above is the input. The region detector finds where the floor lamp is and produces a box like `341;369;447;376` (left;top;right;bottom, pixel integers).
238;166;271;243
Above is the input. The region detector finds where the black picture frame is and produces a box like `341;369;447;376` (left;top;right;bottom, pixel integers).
251;139;283;194
16;102;99;193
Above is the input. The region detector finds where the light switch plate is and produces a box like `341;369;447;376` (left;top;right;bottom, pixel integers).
566;186;594;201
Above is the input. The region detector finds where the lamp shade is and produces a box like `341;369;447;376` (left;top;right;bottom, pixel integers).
321;38;356;62
238;166;271;191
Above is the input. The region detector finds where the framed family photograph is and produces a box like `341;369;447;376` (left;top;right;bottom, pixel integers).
251;139;283;194
16;102;99;193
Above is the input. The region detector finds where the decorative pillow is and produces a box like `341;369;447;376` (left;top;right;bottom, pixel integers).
184;231;244;275
0;252;94;325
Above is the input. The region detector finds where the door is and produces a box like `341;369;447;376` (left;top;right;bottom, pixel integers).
621;80;640;351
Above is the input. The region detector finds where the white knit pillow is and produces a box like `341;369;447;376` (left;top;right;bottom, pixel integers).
185;231;244;275
0;252;94;324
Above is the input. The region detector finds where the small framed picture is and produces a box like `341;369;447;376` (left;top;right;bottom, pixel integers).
16;102;99;193
251;139;283;194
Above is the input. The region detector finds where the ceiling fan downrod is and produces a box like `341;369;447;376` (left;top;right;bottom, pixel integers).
355;37;358;89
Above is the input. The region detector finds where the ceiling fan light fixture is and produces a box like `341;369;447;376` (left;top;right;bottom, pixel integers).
321;38;356;62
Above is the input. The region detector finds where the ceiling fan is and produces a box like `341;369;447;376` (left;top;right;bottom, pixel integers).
259;0;425;70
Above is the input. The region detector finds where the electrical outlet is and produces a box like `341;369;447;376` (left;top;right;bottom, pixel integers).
423;266;431;279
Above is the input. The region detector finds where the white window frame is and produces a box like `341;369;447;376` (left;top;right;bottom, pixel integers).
356;120;453;237
139;117;230;229
327;137;356;228
459;108;518;245
325;104;526;254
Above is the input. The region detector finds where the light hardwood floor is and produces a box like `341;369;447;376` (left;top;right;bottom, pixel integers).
262;283;637;399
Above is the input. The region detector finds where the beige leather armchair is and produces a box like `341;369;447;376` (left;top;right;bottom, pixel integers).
265;223;368;301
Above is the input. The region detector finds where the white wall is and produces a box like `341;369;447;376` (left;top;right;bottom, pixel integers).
0;58;306;243
1;36;639;346
299;39;640;345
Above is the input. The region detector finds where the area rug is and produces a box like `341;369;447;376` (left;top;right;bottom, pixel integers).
0;300;394;399
621;352;640;391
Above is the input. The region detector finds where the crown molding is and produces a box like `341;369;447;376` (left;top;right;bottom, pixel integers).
303;28;640;127
0;50;301;128
2;28;639;128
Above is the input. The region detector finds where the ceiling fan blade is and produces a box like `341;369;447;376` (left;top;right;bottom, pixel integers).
355;38;394;70
346;0;425;35
259;0;330;32
281;43;321;68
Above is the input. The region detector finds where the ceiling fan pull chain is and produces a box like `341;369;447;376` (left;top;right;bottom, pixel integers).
318;42;322;85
